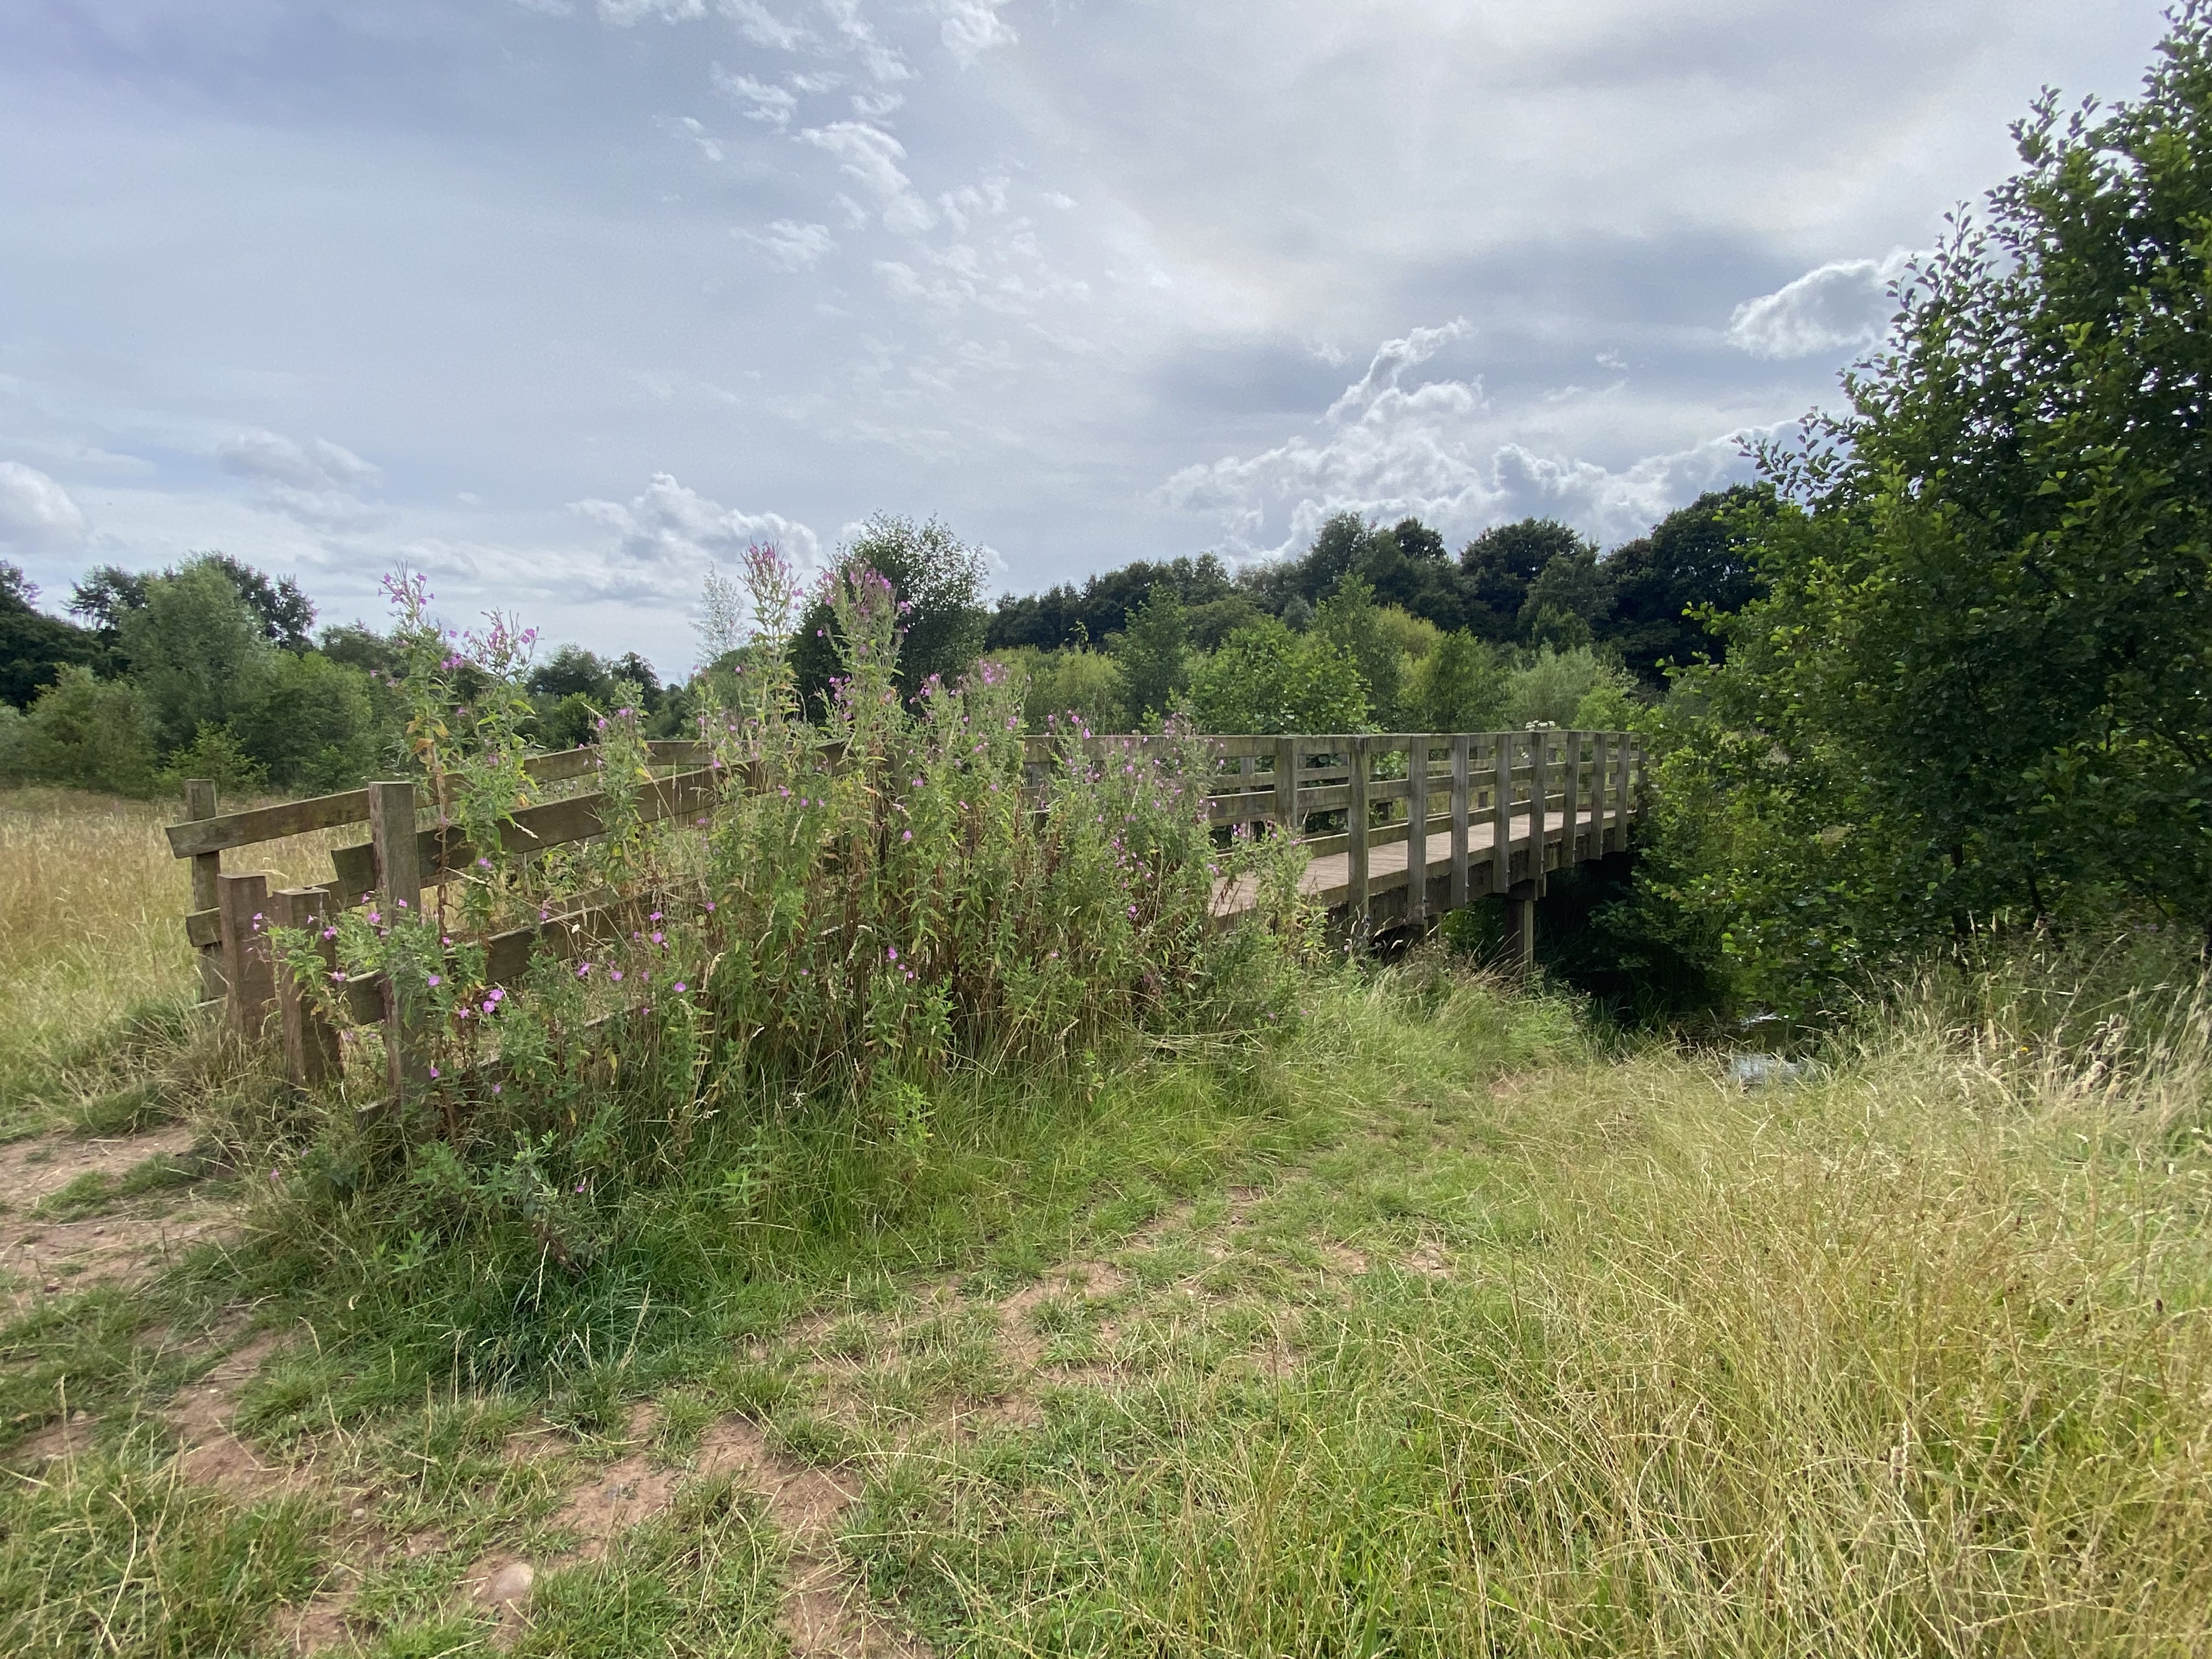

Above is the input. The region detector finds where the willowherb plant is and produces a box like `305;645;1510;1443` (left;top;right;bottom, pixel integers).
272;549;1312;1240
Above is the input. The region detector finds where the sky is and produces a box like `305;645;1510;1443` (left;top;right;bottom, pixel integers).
0;0;2176;672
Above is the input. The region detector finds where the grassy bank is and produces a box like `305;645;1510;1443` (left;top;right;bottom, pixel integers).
1;787;2207;1655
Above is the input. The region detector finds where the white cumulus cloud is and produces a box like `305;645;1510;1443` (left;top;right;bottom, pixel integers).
1726;250;1916;359
0;461;92;555
712;65;797;126
801;120;933;234
217;431;386;528
597;0;703;22
1161;321;1750;557
937;0;1017;66
569;472;821;603
740;218;836;268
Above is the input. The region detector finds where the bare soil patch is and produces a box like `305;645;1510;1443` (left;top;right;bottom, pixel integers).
0;1125;228;1311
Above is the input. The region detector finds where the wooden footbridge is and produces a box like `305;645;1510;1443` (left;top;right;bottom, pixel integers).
162;727;1643;1088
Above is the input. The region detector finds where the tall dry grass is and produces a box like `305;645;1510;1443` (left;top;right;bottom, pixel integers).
883;960;2212;1655
0;786;353;1126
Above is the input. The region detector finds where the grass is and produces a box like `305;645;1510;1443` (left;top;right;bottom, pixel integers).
0;784;351;1138
1;786;2208;1655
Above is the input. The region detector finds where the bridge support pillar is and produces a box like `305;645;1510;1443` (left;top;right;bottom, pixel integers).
1505;879;1539;975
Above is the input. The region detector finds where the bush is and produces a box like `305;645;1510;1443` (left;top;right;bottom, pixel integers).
1004;645;1126;735
1503;645;1638;729
12;667;156;795
229;650;384;792
1188;618;1368;734
156;721;267;797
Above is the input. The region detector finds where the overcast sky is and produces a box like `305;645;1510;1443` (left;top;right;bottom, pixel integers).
0;0;2174;669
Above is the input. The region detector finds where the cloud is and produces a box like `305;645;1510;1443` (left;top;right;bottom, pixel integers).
569;472;821;603
719;0;808;49
818;0;912;84
657;112;726;160
937;0;1018;66
597;0;704;22
801;120;933;234
0;461;92;555
217;430;385;528
712;65;797;126
1726;250;1915;359
1160;322;1749;557
740;217;836;268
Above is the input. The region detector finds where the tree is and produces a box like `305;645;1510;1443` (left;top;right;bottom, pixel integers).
1187;618;1368;735
201;554;315;651
1668;6;2212;997
1313;575;1417;729
67;565;151;642
1521;544;1614;646
1403;631;1509;732
1459;519;1588;641
1112;588;1190;724
71;555;312;652
527;644;614;705
794;515;988;710
12;665;156;795
117;559;273;754
1602;487;1770;685
1;561;101;709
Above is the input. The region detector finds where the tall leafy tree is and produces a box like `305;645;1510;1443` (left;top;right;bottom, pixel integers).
1188;618;1368;735
794;515;988;710
1111;587;1191;723
1603;487;1770;684
1669;7;2212;997
1;562;101;708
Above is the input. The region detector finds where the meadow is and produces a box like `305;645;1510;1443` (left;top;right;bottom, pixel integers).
2;780;2207;1657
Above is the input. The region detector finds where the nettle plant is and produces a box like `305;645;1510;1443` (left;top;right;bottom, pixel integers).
274;546;1313;1254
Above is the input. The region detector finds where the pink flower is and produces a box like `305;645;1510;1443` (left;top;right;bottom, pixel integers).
426;974;441;988
673;981;687;994
610;969;623;983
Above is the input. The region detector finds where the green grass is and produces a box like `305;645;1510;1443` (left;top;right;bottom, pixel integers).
3;891;2209;1654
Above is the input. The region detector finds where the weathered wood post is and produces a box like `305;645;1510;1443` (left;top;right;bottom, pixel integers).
1347;735;1370;935
1505;879;1539;973
1561;729;1582;866
1601;730;1619;858
1274;735;1299;840
270;885;341;1088
1491;732;1512;899
1406;736;1429;924
182;778;225;1007
215;871;274;1042
1528;729;1549;893
368;780;428;1098
1449;733;1471;910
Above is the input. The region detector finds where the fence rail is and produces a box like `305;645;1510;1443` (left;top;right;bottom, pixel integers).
165;727;1644;1091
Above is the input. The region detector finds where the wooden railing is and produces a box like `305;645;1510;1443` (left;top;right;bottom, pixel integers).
163;728;1643;1089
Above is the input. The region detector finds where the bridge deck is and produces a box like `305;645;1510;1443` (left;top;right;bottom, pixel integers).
1212;806;1612;919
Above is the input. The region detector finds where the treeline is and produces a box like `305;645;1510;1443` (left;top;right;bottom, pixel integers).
978;489;1763;737
0;558;698;799
1;488;1752;804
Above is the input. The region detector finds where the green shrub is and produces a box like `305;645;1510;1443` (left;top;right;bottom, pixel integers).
13;667;156;795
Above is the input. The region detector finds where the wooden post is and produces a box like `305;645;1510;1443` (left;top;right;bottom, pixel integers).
216;872;275;1043
1601;730;1619;858
1274;736;1299;839
270;887;341;1088
1347;736;1370;933
1505;879;1539;975
1528;730;1549;893
1449;733;1471;911
182;778;225;1007
368;780;427;1097
1561;730;1582;867
1491;733;1512;899
1406;738;1429;923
